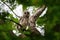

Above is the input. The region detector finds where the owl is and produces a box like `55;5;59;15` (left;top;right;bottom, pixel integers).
17;11;30;30
17;5;46;33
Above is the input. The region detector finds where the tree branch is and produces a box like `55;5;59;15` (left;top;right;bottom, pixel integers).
2;2;20;18
5;18;23;27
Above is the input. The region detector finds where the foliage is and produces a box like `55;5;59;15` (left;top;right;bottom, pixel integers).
0;0;60;40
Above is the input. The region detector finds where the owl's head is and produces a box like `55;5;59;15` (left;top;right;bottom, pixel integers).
23;11;30;18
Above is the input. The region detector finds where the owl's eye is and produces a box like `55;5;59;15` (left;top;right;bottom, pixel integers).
27;12;29;14
25;12;26;14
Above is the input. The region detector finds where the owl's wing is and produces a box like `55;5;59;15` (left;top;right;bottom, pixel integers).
33;5;46;21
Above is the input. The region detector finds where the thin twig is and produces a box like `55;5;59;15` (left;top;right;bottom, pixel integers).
2;2;20;18
5;18;23;27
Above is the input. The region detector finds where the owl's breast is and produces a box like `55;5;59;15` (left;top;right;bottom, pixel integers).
20;18;28;26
